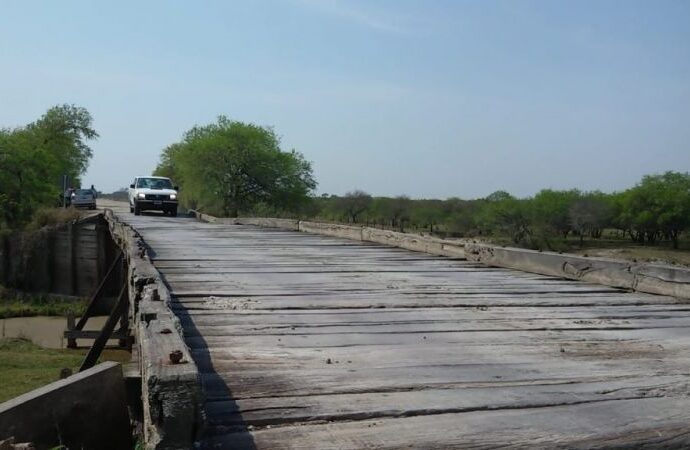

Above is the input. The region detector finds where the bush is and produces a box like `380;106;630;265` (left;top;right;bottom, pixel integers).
0;290;87;319
25;207;82;231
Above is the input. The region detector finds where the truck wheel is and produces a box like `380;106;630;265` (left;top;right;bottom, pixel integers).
170;209;178;217
134;204;141;216
129;204;134;213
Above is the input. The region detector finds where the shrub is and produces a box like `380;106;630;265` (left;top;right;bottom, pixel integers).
25;207;82;231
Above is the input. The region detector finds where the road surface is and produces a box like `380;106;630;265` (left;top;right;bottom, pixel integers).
105;201;690;449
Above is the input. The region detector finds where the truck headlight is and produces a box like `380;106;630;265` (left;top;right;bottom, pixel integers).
170;194;177;200
138;193;146;199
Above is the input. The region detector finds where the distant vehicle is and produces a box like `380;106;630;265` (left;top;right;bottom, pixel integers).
128;176;179;216
70;189;97;209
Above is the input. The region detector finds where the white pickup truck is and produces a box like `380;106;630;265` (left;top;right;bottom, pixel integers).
128;176;179;216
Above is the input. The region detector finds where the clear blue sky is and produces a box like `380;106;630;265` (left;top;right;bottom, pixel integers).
1;0;688;198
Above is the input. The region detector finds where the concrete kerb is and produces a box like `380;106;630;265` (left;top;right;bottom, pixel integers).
189;211;467;258
237;217;300;230
299;221;364;241
103;209;204;450
464;243;690;300
0;362;131;450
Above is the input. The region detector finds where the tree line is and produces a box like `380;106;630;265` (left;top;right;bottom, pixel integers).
0;105;97;229
311;172;690;250
154;117;689;250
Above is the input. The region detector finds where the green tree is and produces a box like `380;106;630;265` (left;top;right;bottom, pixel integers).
0;105;97;228
154;143;184;180
30;104;97;187
339;190;372;223
155;117;316;217
484;190;512;202
389;195;412;231
568;192;613;247
411;199;445;234
531;189;581;238
479;193;532;244
619;172;690;248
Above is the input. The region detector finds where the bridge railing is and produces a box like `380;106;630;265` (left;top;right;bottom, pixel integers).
464;243;690;299
104;209;204;450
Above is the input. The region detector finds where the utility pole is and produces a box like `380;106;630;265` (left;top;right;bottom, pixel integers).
62;174;68;207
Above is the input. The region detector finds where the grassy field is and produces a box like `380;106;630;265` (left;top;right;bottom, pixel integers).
0;292;88;319
0;337;130;403
0;289;127;403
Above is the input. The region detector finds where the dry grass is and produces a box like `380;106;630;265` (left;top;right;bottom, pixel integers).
25;207;83;231
572;245;690;267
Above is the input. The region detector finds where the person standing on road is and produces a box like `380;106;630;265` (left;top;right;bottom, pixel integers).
64;187;75;207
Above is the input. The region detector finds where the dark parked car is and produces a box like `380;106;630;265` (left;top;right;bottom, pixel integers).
70;189;97;209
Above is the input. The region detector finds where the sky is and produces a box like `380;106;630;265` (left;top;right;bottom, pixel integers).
1;0;689;199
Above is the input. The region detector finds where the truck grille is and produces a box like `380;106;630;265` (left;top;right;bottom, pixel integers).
145;194;169;200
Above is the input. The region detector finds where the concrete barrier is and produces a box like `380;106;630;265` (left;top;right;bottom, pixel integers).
299;221;364;241
194;211;223;224
464;243;690;299
362;228;465;258
0;362;131;450
192;214;300;230
105;209;204;450
236;217;300;230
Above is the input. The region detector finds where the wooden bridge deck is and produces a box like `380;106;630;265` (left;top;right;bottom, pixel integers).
119;207;690;449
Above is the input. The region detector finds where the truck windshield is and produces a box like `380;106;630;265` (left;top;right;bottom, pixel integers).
137;178;173;189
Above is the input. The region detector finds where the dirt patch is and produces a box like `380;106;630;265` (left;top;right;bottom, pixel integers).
572;247;690;268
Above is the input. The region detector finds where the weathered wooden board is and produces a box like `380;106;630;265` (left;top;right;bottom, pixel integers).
203;374;690;427
113;203;690;449
172;293;685;310
204;397;690;449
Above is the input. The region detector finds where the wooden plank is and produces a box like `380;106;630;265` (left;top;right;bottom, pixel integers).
171;293;683;310
175;304;690;323
185;326;690;352
205;397;690;449
64;329;128;340
203;374;690;427
182;316;690;338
